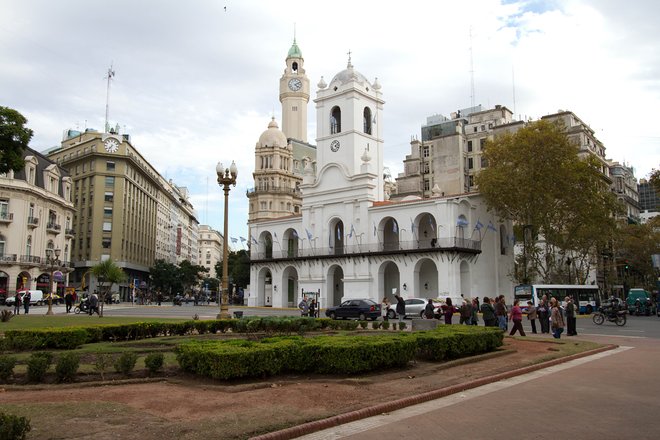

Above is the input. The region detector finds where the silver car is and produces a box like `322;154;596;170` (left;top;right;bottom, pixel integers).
387;298;441;319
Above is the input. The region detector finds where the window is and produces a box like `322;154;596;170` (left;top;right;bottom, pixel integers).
473;127;477;133
26;235;32;256
330;106;341;134
0;234;4;255
422;145;429;158
106;161;115;171
103;222;112;232
105;176;115;186
468;158;474;169
104;207;113;217
424;179;430;191
104;192;114;202
480;138;486;150
0;199;8;220
363;107;372;134
102;239;111;249
467;140;473;152
292;106;297;112
423;162;430;174
468;175;474;187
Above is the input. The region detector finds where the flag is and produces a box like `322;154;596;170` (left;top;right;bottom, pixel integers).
348;224;355;239
410;218;415;233
273;231;277;239
239;236;246;243
337;226;341;240
373;222;377;236
392;221;398;234
456;217;469;227
251;236;258;245
305;228;313;240
487;221;496;232
475;220;484;231
429;216;436;231
292;230;298;238
230;237;238;244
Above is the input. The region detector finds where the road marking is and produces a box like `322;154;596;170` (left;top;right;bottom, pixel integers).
579;333;648;339
297;346;633;440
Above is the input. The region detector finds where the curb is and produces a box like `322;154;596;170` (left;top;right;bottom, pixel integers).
250;343;618;440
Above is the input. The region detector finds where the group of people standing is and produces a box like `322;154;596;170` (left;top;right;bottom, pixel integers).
298;297;319;317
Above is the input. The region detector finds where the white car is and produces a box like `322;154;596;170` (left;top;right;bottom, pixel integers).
387;298;442;319
4;290;45;306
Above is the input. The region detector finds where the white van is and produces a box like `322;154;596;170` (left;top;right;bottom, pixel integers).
5;290;44;306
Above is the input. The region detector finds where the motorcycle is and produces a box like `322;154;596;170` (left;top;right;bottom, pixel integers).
74;298;90;314
592;307;627;326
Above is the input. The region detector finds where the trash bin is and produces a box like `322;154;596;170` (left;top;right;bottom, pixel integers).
233;311;244;319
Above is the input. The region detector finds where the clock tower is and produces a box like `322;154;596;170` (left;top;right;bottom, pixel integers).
279;37;309;142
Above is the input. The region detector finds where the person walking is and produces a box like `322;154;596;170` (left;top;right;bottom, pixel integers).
509;299;526;336
526;301;538;334
394;293;405;323
13;292;21;315
308;298;317;318
550;297;565;339
89;291;99;316
424;298;435;319
381;297;390;321
538;295;550;334
65;289;73;313
471;298;479;325
566;296;578;336
459;299;472;325
298;297;309;317
23;291;31;315
480;297;497;327
443;297;455;324
495;296;507;331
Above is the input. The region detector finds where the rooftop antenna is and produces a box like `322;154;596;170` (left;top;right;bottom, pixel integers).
104;63;115;133
469;26;475;108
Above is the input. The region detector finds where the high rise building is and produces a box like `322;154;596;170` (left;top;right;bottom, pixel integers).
0;147;75;300
638;178;659;223
197;225;223;276
48;129;198;298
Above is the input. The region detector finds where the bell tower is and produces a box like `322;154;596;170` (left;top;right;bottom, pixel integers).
279;37;309;142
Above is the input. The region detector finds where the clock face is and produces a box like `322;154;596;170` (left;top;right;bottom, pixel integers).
330;140;340;152
104;138;120;153
288;78;302;91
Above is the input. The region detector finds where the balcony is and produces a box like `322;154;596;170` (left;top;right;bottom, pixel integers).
65;228;76;238
246;186;302;198
0;212;13;223
0;254;17;264
46;222;62;234
27;217;39;228
19;255;41;266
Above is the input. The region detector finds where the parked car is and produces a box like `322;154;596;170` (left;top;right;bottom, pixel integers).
5;290;45;306
325;299;381;320
387;298;442;319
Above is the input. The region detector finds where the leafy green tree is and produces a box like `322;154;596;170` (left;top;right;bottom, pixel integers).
476;120;621;284
91;259;127;317
0;106;33;173
215;250;250;289
149;259;182;297
614;217;660;290
178;260;208;294
649;168;660;194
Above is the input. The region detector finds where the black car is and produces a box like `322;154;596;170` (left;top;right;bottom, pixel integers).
325;299;381;320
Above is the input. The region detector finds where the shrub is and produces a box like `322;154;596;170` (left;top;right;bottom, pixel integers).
381;321;390;330
0;355;17;382
398;322;407;331
26;352;53;383
144;352;164;375
0;412;31;440
114;352;138;376
95;354;112;381
371;321;381;330
55;352;80;383
359;321;368;329
0;309;13;322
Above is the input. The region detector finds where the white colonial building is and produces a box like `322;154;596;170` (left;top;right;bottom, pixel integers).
247;44;514;309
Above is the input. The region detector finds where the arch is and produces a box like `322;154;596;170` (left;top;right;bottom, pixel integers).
413;258;439;299
456;215;468;240
281;266;299;307
46;240;54;251
330;106;341;134
329;218;344;255
291;61;298;73
256;267;273;306
284;228;299;258
378;261;400;303
0;270;8;299
380;217;399;251
414;212;437;248
459;260;471;298
16;271;31;290
363;107;372;134
327;265;344;307
258;231;274;259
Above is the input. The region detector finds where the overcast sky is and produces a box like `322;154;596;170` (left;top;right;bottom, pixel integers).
2;0;659;246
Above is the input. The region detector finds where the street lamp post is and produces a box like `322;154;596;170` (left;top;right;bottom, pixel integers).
44;248;61;316
216;160;238;319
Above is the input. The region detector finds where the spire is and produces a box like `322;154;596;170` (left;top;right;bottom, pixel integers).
346;49;353;69
287;30;302;58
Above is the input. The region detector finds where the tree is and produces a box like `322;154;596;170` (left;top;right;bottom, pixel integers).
177;260;208;294
90;259;127;317
149;259;182;297
0;106;33;173
614;217;660;290
476;119;621;284
215;250;250;289
649;168;660;194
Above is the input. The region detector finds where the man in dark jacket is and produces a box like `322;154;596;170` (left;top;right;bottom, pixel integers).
394;293;406;323
480;296;497;327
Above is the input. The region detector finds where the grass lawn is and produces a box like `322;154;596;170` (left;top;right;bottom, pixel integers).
0;314;189;332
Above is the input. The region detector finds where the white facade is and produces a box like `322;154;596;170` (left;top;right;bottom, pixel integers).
197;225;223;276
248;48;514;308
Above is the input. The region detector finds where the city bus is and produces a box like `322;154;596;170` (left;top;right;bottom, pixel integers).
514;284;601;314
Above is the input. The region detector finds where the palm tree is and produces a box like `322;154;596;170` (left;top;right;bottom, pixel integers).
90;259;127;317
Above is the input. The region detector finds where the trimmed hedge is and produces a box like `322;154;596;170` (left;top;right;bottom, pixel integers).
175;326;503;380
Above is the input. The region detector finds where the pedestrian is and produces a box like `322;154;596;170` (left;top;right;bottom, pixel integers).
550;297;565;339
443;297;454;324
394;292;405;323
526;301;538;334
13;291;21;315
89;291;99;316
381;297;390;321
495;296;507;331
471;298;479;325
157;291;163;306
23;290;31;314
480;297;498;327
538;295;550;334
566;296;578;336
459;299;472;325
298;297;309;317
424;298;435;319
509;299;526;336
65;289;73;313
308;298;316;318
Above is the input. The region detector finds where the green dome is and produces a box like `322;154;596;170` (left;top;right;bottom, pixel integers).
287;39;302;58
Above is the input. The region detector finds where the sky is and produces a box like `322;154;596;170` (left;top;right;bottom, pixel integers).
2;0;659;247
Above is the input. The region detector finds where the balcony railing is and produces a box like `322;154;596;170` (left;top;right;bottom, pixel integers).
27;217;39;227
46;223;62;233
19;255;41;265
0;212;13;222
250;237;481;261
65;228;76;237
0;254;17;263
246;186;302;197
